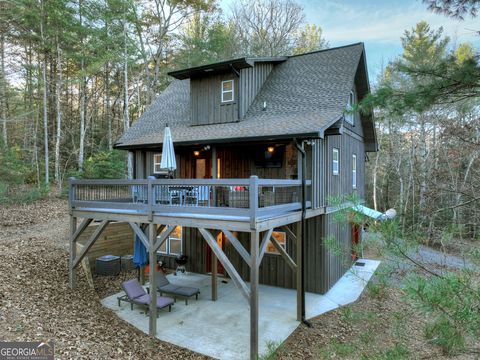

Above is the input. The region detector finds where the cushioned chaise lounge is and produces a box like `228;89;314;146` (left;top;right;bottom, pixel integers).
156;272;200;305
118;279;174;316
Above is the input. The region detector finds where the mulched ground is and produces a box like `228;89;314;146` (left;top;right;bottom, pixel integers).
0;198;208;359
0;198;476;359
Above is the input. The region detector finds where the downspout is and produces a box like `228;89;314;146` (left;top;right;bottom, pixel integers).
294;139;312;327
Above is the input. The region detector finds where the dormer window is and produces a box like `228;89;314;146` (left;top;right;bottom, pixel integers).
345;90;355;125
221;80;234;103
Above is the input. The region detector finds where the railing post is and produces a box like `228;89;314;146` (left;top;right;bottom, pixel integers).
147;176;155;221
249;176;259;230
68;177;76;212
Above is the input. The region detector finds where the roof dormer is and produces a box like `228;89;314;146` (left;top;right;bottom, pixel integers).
168;57;286;126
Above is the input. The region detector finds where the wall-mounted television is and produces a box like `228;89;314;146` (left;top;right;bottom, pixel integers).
254;145;284;168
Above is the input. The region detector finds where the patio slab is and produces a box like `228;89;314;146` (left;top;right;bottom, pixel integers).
101;258;380;360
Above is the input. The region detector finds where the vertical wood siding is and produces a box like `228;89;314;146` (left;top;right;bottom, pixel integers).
310;139;325;208
325;133;365;205
239;63;274;119
190;72;239;125
132;133;364;295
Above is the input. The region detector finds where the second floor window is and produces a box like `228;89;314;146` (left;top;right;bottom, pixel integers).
345;90;355;125
333;148;339;176
221;80;234;103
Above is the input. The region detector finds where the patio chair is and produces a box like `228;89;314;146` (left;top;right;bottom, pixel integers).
156;272;200;305
118;279;174;316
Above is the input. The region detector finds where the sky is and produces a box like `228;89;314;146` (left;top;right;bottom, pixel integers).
220;0;479;80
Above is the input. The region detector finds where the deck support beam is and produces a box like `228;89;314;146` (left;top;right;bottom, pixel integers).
199;228;250;303
296;221;304;322
148;222;158;336
221;229;251;267
211;247;218;301
258;228;273;264
270;234;297;272
68;216;78;289
129;222;149;248
153;225;175;252
250;231;260;360
72;220;110;269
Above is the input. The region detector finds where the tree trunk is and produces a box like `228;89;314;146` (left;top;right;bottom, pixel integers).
78;0;86;171
40;1;49;185
54;39;62;188
124;21;133;179
105;63;112;150
0;33;7;145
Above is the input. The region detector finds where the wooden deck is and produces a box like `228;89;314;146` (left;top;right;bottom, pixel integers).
68;175;316;360
69;176;316;231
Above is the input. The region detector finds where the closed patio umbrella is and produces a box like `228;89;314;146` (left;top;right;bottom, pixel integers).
133;235;148;268
160;124;177;178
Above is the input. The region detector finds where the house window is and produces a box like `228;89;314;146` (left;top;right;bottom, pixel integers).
158;226;183;255
345;90;355;125
153;153;162;173
352;154;357;189
221;80;234;103
332;148;339;176
266;231;286;255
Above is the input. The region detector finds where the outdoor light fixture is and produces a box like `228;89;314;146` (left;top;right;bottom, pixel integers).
267;146;275;153
194;150;200;156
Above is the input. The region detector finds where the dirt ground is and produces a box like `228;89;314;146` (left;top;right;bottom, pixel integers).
0;198;476;359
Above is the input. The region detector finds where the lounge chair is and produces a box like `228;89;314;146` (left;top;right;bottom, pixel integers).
156;272;200;305
118;279;174;316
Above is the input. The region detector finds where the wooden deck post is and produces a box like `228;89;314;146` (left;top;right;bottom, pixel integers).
250;231;260;360
211;249;217;301
296;221;304;321
68;216;77;289
148;222;157;336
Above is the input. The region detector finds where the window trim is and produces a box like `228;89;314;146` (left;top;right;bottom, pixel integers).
221;79;234;103
332;148;339;176
157;226;183;256
345;90;355;125
352;153;357;189
153;153;162;174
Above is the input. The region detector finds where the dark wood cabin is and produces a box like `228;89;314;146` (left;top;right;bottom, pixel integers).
115;43;377;294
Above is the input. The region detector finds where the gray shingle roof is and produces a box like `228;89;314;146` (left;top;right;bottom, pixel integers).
116;43;373;149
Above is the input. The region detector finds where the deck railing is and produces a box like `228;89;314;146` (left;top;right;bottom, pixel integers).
69;176;311;223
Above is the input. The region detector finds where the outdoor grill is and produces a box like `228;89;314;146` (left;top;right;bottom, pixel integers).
95;255;121;276
174;255;188;275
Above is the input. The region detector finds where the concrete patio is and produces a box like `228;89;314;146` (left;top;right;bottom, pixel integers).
101;259;380;360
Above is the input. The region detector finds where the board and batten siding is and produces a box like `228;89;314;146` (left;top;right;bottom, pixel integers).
309;139;325;209
238;63;274;119
190;72;239;125
325;133;365;206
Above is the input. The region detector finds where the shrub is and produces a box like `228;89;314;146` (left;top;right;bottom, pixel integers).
77;150;126;179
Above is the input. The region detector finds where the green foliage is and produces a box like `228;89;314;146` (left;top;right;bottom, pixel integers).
0;144;29;185
293;24;328;55
257;340;283;360
318;340;356;359
0;143;49;204
371;344;410;360
366;263;393;299
175;13;238;69
360;21;479;115
424;318;465;354
76;150;126;179
404;272;480;354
